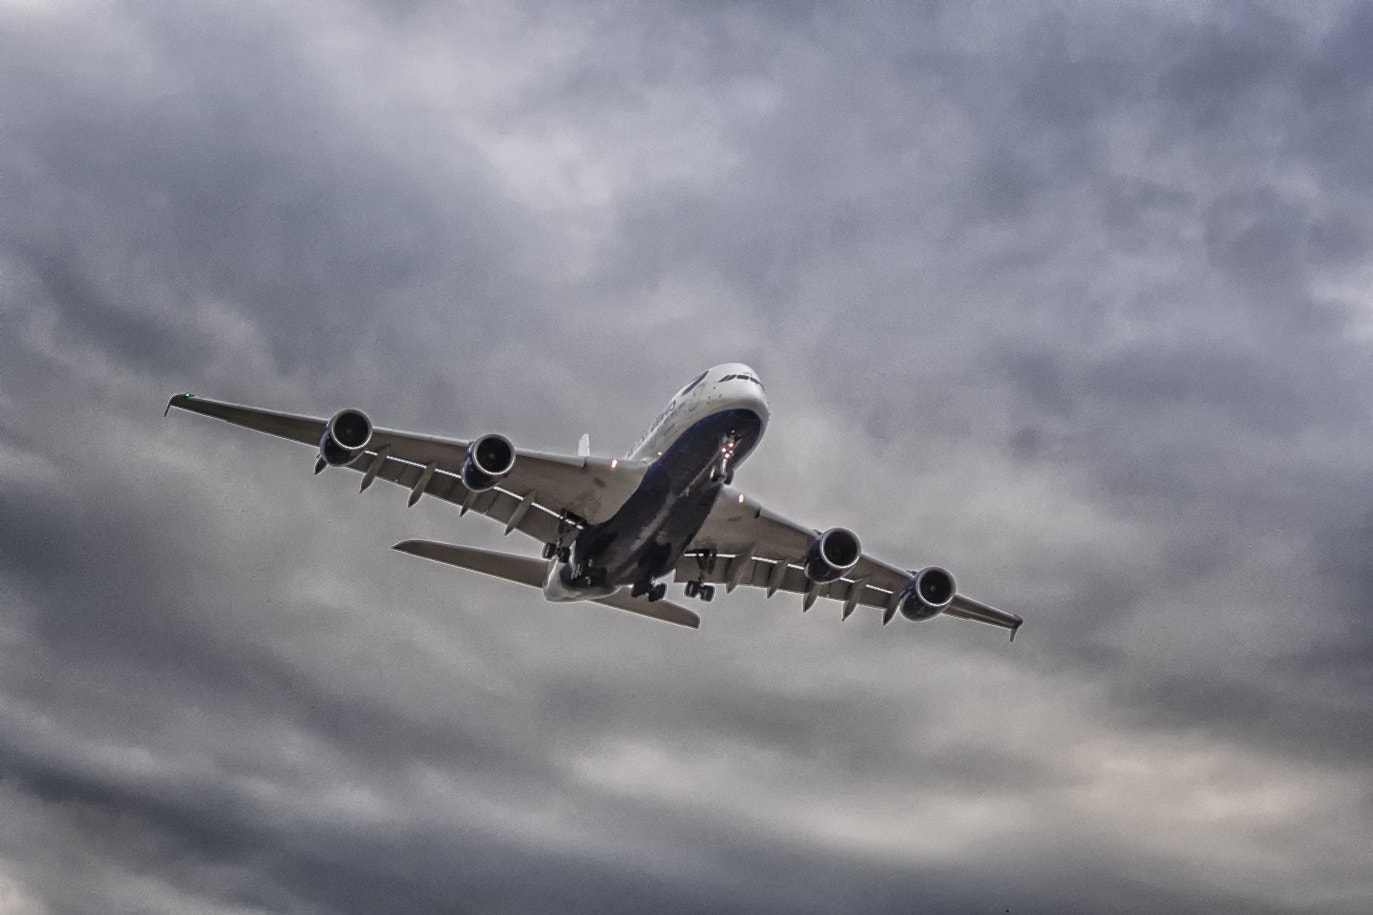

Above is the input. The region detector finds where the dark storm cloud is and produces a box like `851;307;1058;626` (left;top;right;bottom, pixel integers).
3;1;1373;913
0;2;533;392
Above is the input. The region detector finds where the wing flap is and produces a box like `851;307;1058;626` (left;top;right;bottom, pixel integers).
672;556;889;608
366;458;562;542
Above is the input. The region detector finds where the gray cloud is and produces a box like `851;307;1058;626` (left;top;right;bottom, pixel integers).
3;1;1373;912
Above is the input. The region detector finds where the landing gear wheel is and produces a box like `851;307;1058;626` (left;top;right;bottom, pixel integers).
649;582;666;602
685;580;715;602
542;542;557;560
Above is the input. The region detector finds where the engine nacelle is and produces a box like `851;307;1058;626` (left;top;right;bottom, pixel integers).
318;408;373;467
461;434;516;491
898;567;956;621
803;527;862;583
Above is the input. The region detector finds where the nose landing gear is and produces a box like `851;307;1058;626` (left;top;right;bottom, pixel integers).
709;433;740;485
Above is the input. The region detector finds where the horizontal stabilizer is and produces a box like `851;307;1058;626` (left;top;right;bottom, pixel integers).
591;587;700;629
392;540;700;629
395;539;546;586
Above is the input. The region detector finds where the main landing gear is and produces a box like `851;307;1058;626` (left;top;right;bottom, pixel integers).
682;549;717;602
542;511;581;563
684;580;715;602
631;579;668;602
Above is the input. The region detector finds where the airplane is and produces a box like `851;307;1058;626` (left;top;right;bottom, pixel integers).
165;363;1022;637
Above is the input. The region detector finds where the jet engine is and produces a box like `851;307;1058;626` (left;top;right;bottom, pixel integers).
898;567;956;621
803;527;862;583
461;434;516;491
318;409;373;467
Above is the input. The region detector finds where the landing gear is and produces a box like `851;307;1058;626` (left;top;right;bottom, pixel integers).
709;433;740;484
685;550;718;601
684;580;715;602
689;548;719;575
631;579;667;602
543;512;581;563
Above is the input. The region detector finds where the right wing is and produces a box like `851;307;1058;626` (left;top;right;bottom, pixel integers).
165;394;647;545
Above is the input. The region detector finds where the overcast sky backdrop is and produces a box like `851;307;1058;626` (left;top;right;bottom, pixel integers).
2;1;1372;912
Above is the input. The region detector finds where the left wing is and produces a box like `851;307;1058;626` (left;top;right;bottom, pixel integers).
677;487;1023;637
165;394;646;544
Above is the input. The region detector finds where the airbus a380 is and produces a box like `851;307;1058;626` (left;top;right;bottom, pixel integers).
166;364;1022;637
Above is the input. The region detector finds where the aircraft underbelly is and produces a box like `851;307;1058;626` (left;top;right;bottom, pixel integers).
571;408;763;588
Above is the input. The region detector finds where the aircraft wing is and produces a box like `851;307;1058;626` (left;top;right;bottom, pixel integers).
677;487;1023;636
164;394;646;544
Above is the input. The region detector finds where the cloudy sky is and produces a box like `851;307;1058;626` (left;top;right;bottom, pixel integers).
3;1;1372;912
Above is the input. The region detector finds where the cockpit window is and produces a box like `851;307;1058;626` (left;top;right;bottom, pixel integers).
720;372;764;391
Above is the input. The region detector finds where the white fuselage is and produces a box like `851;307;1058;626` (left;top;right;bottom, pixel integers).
625;363;770;462
541;363;770;602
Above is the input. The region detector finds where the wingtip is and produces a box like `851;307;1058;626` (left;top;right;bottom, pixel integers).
164;392;194;417
1010;617;1024;642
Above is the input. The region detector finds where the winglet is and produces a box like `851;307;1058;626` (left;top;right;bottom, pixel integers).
1009;616;1024;642
164;392;194;417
